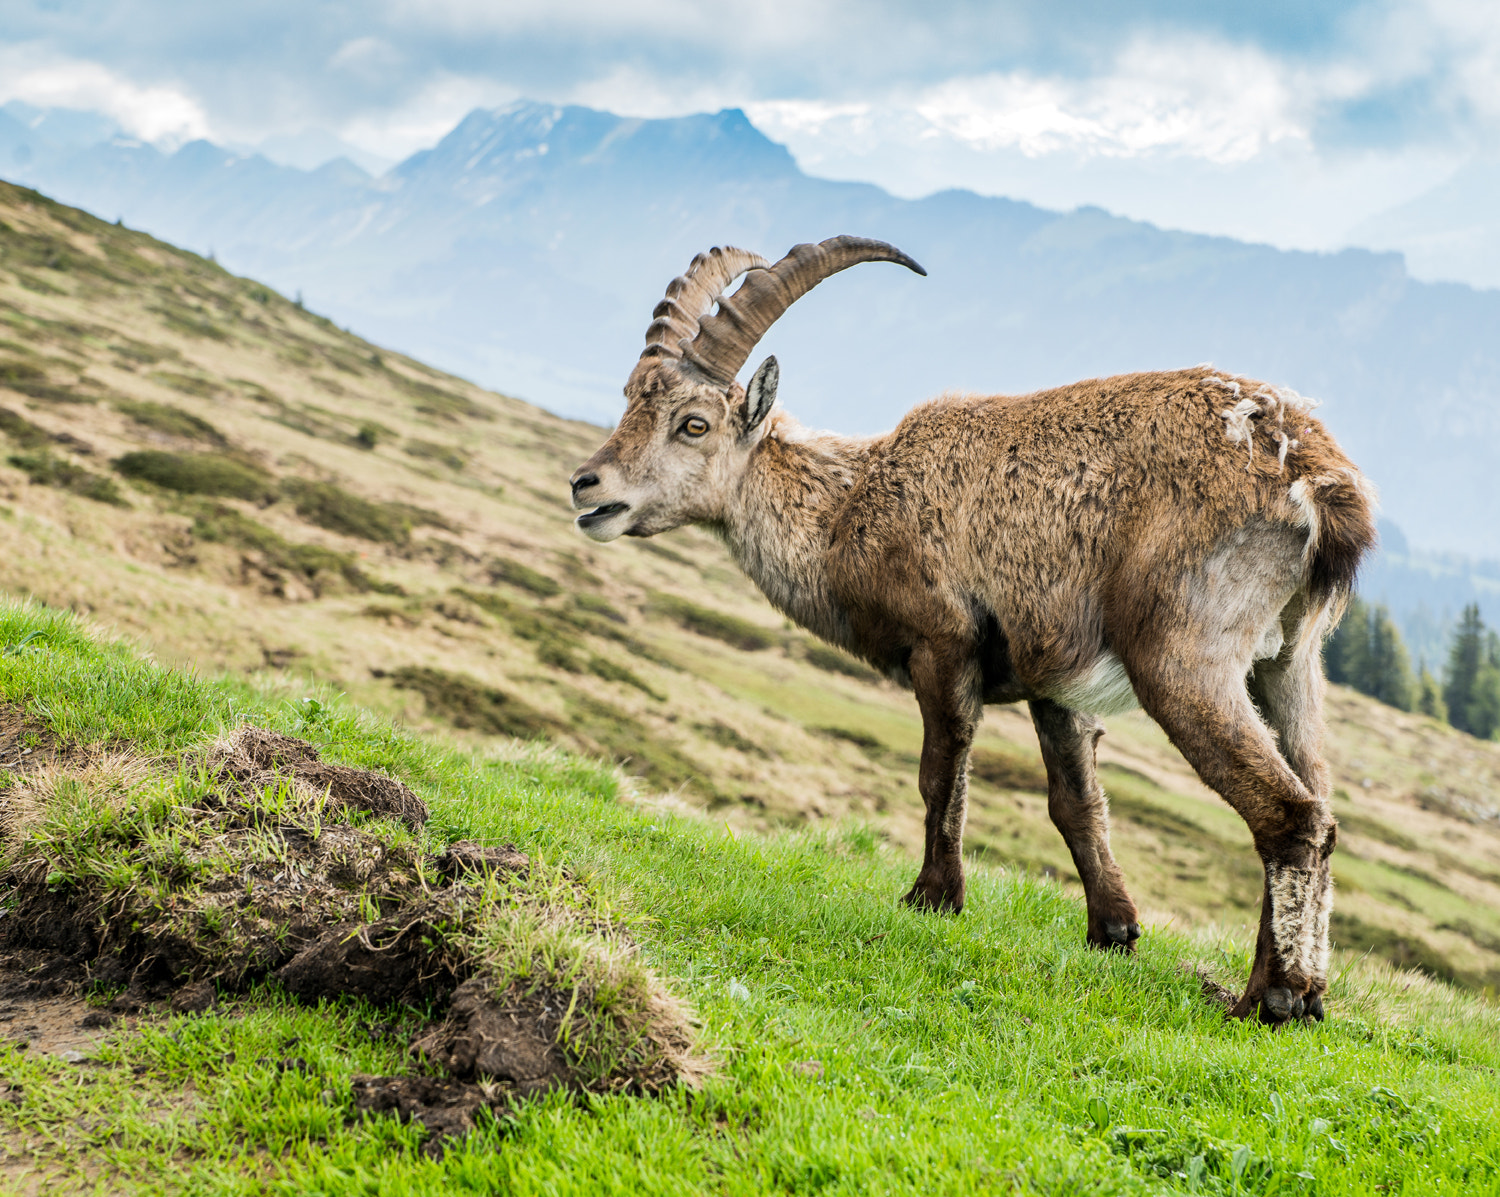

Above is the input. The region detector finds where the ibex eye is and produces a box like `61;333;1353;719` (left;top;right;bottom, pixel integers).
683;417;709;437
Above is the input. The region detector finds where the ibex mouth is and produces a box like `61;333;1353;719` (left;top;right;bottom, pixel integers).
577;501;629;531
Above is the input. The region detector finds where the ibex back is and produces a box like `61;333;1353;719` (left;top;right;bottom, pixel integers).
570;236;1375;1026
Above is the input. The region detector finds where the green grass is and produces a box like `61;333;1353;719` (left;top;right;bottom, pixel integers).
1;610;1499;1195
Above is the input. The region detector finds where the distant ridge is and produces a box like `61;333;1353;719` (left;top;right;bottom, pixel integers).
4;98;1500;562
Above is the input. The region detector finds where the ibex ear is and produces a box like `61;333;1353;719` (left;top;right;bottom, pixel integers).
744;355;779;433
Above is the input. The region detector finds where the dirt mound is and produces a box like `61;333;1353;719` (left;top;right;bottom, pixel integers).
206;726;428;830
0;726;703;1153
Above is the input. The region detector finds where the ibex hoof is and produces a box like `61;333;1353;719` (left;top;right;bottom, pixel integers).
900;881;963;914
1089;921;1141;953
1257;986;1305;1024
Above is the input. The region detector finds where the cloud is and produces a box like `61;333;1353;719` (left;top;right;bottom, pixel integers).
0;0;1497;260
0;44;211;147
913;40;1308;165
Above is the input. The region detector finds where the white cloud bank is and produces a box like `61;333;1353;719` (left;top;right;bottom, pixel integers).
0;45;210;147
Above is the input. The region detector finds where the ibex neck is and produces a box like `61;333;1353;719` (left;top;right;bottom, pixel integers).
717;417;872;647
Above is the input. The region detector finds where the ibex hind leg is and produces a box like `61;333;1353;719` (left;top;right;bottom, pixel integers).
1125;645;1335;1026
1247;591;1338;1019
1029;699;1140;952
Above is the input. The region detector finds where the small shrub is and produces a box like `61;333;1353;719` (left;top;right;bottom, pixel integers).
0;406;53;450
385;371;492;422
804;642;881;681
697;720;766;755
574;593;626;623
402;439;468;470
0;358;86;403
537;641;583;672
114;399;227;446
814;726;883;752
384;665;557;739
0;359;48;390
281;479;454;544
115;451;274;501
191;503;397;596
647;593;775;651
589;656;665;700
8;450;129;506
488;556;561;597
385;501;457;534
148;371;222;399
281;478;410;544
969;747;1048;792
355;422;382;449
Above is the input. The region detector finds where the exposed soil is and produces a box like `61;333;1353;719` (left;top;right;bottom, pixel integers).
0;703;69;776
0;727;698;1154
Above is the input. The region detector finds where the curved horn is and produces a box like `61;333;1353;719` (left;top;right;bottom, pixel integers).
639;246;771;366
682;235;926;386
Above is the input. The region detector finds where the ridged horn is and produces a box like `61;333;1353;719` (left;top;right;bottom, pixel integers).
682;235;926;385
639;246;771;366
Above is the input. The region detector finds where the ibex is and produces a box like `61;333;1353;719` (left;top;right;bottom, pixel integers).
570;236;1374;1025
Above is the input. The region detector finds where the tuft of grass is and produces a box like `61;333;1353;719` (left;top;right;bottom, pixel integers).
384;664;561;739
114;398;227;446
587;654;665;701
488;555;562;597
970;744;1049;792
402;438;468;470
383;368;493;422
803;640;882;682
647;592;776;651
8;449;129;506
190;502;400;596
281;478;452;544
115;450;274;501
0;405;53;449
148;370;223;399
573;593;626;623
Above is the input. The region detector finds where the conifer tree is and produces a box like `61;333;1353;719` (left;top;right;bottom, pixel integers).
1365;605;1415;711
1416;661;1447;722
1325;597;1414;711
1325;597;1368;688
1472;631;1500;740
1444;604;1487;736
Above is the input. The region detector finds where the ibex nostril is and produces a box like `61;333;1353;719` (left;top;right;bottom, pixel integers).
571;472;599;495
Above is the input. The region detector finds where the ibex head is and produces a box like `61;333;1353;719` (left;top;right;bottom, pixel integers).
570;236;925;542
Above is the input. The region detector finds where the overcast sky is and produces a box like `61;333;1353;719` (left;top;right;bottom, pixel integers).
1;1;1496;257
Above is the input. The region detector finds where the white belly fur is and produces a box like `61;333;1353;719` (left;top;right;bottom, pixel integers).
1048;651;1141;716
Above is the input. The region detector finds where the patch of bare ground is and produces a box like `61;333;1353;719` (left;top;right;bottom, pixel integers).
0;725;705;1155
0;703;73;776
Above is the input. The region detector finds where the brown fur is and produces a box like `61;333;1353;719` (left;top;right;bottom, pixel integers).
574;350;1374;1027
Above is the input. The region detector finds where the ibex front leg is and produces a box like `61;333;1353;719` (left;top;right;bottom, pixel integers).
902;642;982;913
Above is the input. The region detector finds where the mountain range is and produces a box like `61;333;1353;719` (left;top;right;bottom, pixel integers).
2;97;1498;585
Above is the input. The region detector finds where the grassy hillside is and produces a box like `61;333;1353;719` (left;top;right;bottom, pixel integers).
1;600;1499;1194
1;179;1499;997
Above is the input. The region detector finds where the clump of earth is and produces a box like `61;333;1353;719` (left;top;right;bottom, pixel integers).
0;722;701;1153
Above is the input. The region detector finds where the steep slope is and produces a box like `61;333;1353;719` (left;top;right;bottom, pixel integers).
7;101;1500;558
2;180;1499;991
